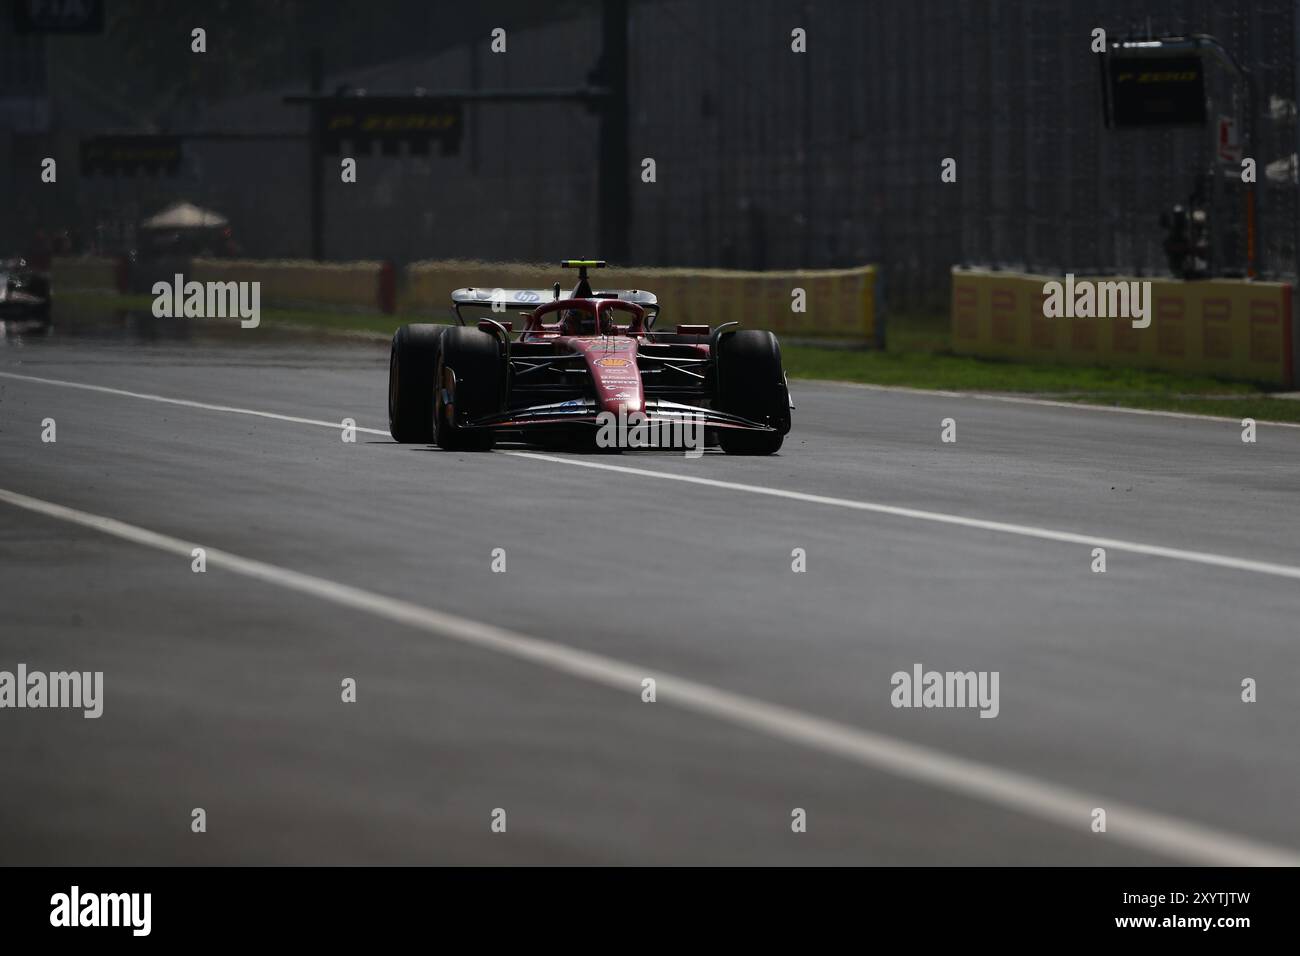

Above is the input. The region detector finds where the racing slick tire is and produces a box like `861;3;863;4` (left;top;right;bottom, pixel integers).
435;327;502;451
716;329;790;455
389;324;447;443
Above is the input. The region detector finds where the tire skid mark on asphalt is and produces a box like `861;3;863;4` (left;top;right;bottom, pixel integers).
1;483;1298;867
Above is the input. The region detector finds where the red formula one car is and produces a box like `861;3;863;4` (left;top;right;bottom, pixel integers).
388;261;792;454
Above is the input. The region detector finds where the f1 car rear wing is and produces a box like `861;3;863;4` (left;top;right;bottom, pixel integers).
451;286;658;326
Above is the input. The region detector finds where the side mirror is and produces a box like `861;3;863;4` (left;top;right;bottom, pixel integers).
478;319;513;333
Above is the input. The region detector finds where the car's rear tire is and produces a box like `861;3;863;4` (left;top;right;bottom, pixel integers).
389;324;446;442
435;327;502;451
716;329;790;455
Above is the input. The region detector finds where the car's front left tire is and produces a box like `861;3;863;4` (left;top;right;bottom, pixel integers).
715;329;790;455
435;327;502;451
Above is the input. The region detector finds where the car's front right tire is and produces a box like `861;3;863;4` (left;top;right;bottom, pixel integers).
389;324;447;442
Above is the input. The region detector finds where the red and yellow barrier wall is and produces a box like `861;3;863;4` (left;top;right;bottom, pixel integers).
50;255;880;341
189;258;393;313
404;261;880;343
50;256;127;293
951;268;1294;387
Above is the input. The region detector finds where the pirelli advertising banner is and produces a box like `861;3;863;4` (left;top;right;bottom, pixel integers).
951;268;1294;387
320;97;463;155
1105;53;1207;127
14;0;104;34
80;136;183;176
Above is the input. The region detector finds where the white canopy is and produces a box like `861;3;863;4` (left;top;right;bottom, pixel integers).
140;201;228;230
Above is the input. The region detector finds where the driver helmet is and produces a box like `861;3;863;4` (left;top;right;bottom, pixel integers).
561;307;612;336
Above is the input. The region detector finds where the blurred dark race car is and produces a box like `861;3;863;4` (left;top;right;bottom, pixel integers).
388;260;793;454
0;258;52;321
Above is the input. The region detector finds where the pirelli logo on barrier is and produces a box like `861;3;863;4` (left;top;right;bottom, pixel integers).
1250;297;1284;365
1155;296;1185;357
1202;297;1232;361
991;289;1017;345
950;268;1295;387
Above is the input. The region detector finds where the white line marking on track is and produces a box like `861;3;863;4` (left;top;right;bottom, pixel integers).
505;452;1300;582
0;371;390;435
6;368;1300;582
7;367;1297;431
1;483;1296;866
803;380;1300;428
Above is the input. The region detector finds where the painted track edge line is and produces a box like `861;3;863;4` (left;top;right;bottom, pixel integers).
5;369;1299;581
805;378;1300;429
1;484;1298;867
504;452;1300;581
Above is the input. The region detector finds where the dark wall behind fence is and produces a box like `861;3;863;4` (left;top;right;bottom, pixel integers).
6;0;1298;314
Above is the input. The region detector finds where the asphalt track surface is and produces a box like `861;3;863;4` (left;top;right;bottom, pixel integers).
1;314;1298;865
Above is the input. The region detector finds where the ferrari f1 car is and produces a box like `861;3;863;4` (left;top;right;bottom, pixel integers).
0;258;51;321
388;260;792;454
